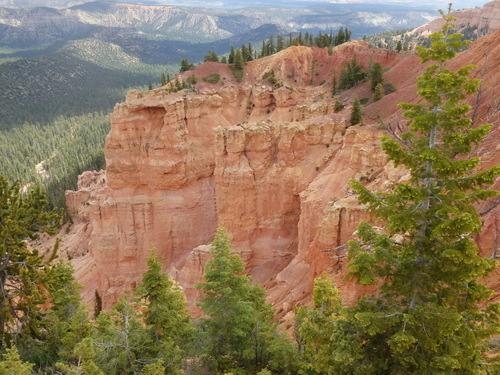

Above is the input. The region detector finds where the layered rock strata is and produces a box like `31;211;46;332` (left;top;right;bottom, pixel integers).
64;34;500;315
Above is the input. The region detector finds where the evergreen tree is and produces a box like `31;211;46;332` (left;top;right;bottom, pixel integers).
135;249;193;373
336;7;500;373
338;65;352;90
336;27;346;45
396;39;403;52
0;346;34;375
93;297;148;375
261;39;268;57
350;97;363;125
350;54;366;83
228;46;235;64
277;35;285;52
195;228;275;373
370;62;384;90
294;274;343;374
372;82;384;102
0;176;61;350
241;44;248;62
179;59;193;73
56;338;104;375
161;73;166;86
204;50;219;62
268;35;276;55
331;75;337;97
247;42;253;61
233;48;244;70
41;262;92;365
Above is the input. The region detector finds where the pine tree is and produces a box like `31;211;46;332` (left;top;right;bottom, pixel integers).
350;54;366;83
179;59;192;73
294;274;343;374
161;73;166;86
204;50;219;62
228;46;235;64
331;75;337;97
135;249;193;373
336;7;500;373
396;40;403;52
93;297;148;375
42;262;92;365
0;346;34;375
233;48;244;70
195;228;275;373
370;62;384;90
277;34;285;52
372;82;384;102
350;97;363;125
56;338;104;375
247;42;253;61
268;35;276;54
0;176;61;350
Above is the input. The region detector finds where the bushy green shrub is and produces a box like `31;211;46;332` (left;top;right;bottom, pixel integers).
202;73;220;84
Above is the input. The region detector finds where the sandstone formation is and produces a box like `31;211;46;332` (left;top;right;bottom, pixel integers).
411;0;500;39
63;31;500;317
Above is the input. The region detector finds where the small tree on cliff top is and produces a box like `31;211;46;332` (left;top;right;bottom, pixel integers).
335;6;500;373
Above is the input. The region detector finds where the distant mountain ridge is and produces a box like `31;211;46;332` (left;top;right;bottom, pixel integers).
0;0;439;47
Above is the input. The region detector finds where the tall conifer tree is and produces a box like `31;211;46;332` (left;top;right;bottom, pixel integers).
334;7;500;373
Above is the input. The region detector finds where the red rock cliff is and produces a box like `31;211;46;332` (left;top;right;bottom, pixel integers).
64;33;500;316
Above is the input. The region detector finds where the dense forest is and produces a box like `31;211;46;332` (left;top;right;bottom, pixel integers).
0;37;177;210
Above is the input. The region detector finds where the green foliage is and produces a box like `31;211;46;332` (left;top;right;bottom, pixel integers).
0;42;170;130
0;346;34;375
204;50;219;63
294;274;343;374
396;40;402;52
202;73;220;84
338;7;500;373
93;250;192;375
56;338;104;375
186;74;197;85
233;48;244;70
372;83;384;102
0;112;110;211
180;59;194;73
262;70;277;85
369;62;384;90
135;249;193;373
339;55;366;91
0;175;61;350
334;100;344;112
93;297;149;375
42;262;93;364
195;228;277;373
384;82;397;94
231;66;244;83
350;98;363;125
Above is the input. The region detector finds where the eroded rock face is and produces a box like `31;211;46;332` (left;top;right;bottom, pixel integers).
411;0;500;39
63;32;500;315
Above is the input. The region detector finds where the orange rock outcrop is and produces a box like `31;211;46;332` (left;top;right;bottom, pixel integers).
63;30;500;317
